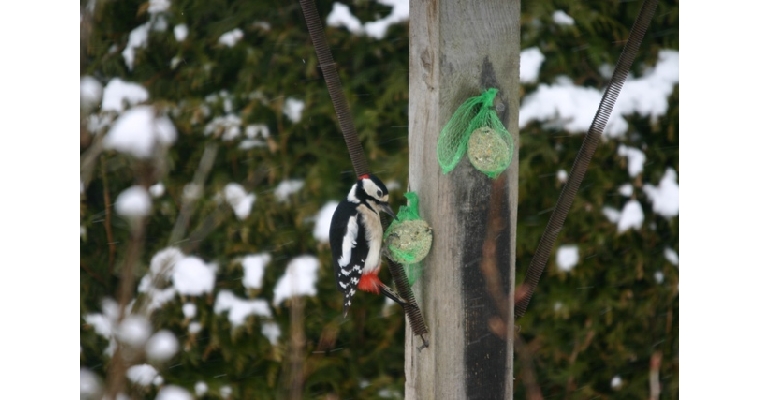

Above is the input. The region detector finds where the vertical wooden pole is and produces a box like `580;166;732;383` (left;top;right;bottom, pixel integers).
406;0;520;399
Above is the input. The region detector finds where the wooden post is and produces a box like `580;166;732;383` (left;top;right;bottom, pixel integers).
406;0;520;399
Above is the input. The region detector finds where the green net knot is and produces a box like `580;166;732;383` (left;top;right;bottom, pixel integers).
437;88;514;179
383;192;432;285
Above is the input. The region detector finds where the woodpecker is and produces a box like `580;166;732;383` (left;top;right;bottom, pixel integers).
329;173;406;317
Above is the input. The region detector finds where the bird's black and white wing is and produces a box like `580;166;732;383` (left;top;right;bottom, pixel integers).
329;201;368;316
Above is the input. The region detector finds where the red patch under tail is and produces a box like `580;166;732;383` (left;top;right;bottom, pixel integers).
357;272;381;294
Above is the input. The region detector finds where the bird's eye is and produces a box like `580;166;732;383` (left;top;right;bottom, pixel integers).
377;190;382;198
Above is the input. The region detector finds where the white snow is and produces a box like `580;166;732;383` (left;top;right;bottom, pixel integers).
115;186;151;217
149;183;165;197
327;0;409;39
146;330;179;362
611;375;623;390
223;184;256;219
364;0;409;38
327;3;363;35
617;145;646;177
156;385;192;400
195;381;208;396
80;368;102;397
556;245;579;272
314;201;339;243
85;298;118;338
643;168;679;217
103;105;177;158
148;0;171;14
204;114;242;139
149;247;184;275
127;364;159;386
101;79;148;112
219;28;244;47
122;24;149;69
241;253;271;289
117;316;152;348
520;47;544;83
519;50;679;138
220;385;233;399
553;10;574;25
173;257;216;296
655;271;664;284
617;199;644;232
618;184;633;197
664;247;679;266
188;321;202;334
556;169;568;183
214;289;272;327
182;303;197;319
275;179;305;202
602;206;620;223
283;97;305;123
262;321;280;345
239;124;270;149
174;24;188;41
80;76;102;110
273;256;320;305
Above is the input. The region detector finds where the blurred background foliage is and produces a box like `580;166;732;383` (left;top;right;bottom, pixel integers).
80;0;678;398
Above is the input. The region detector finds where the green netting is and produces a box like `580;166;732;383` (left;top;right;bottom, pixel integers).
383;192;432;286
437;88;514;178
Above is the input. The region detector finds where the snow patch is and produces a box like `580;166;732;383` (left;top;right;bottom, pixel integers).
195;382;208;396
219;28;244;47
553;10;574;25
80;76;102;110
146;330;179;362
520;47;544;83
643;168;679;217
314;201;339;243
611;375;623;390
122;24;149;69
223;184;256;220
127;364;159;386
116;186;151;217
80;368;102;398
149;183;165;198
148;0;171;14
520;50;678;137
275;179;305;202
262;321;280;345
556;169;568;183
273;256;320;305
103;105;177;158
664;247;679;266
556;245;579;272
617;200;643;232
617;145;646;177
283;97;305;123
618;184;633;197
327;0;409;39
173;257;216;296
241;253;271;290
215;289;272;327
101;79;148;112
174;24;188;41
182;303;197;319
117;316;152;348
156;385;192;400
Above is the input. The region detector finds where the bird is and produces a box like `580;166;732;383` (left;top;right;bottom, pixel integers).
329;173;407;317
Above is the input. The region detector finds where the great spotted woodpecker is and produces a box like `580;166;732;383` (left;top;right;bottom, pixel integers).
329;173;406;317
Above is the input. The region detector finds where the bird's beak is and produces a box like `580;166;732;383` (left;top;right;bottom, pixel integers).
381;203;398;220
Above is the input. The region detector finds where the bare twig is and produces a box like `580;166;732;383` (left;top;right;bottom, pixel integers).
81;134;104;190
101;156;116;280
104;214;147;399
169;143;219;245
289;292;306;400
649;351;662;400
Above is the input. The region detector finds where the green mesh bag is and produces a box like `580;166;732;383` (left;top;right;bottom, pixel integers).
383;192;432;286
437;88;514;178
